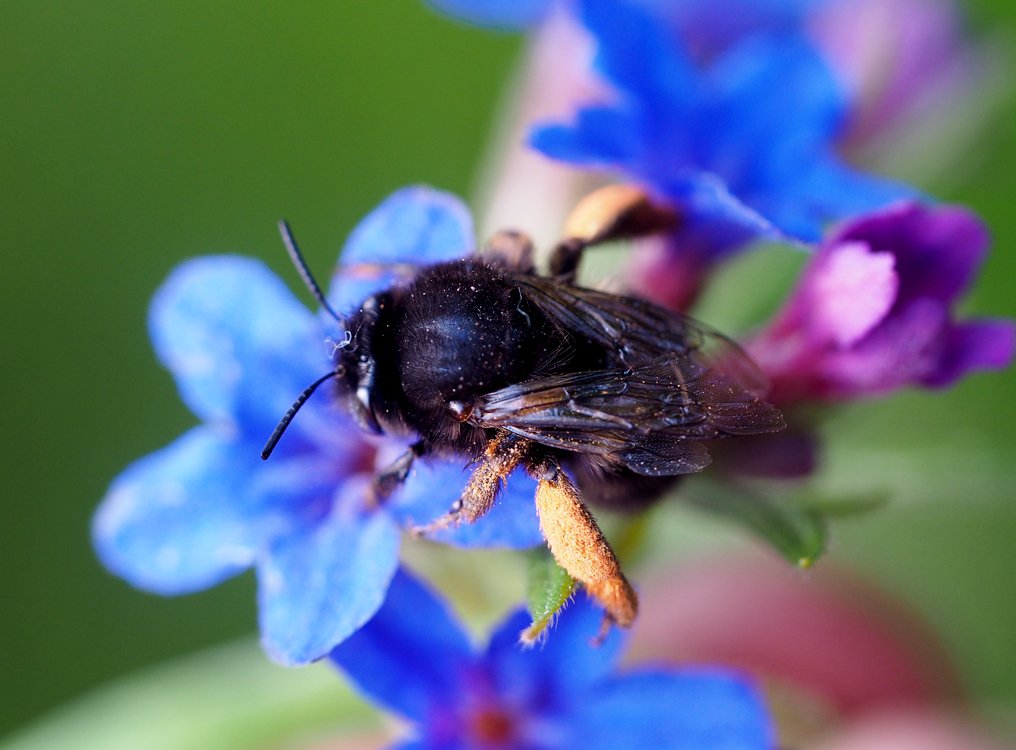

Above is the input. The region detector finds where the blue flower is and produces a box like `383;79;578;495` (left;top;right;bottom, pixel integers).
93;187;543;666
423;0;817;41
530;0;913;253
331;569;774;750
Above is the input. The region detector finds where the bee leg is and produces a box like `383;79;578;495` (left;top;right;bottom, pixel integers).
411;432;531;535
529;457;638;629
550;184;679;282
369;441;427;506
483;229;536;273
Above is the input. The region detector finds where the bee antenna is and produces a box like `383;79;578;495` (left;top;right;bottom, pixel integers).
261;371;340;460
277;219;346;327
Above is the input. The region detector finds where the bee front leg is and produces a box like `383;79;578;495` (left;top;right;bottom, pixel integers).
370;441;427;505
411;432;531;534
528;457;638;630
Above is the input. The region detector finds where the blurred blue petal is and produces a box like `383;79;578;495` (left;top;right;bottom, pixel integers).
330;570;474;723
532;0;913;252
570;669;773;749
330;186;474;312
654;0;819;56
257;482;401;665
93;427;261;594
485;592;624;701
391;461;544;548
424;0;551;30
149;255;329;436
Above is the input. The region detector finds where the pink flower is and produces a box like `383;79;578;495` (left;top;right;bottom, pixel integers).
628;554;1013;749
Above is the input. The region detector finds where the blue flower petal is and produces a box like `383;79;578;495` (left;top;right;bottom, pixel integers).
330;186;474;312
149;256;330;437
330;569;475;723
390;461;544;549
583;0;697;104
93;427;261;595
484;592;625;701
569;669;773;749
257;481;401;666
530;107;642;167
423;0;551;30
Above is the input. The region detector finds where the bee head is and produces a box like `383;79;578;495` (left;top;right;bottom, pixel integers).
334;296;383;436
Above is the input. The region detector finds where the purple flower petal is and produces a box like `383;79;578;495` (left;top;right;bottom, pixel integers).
823;298;946;396
569;669;773;749
805;240;898;348
329;186;474;312
330;570;474;723
257;480;401;666
149;256;329;438
92;427;261;594
921;318;1016;388
833;202;990;307
391;461;544;549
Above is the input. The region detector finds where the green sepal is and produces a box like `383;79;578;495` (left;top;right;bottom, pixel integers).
520;548;576;645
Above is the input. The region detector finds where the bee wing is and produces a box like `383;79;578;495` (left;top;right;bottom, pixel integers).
471;357;785;477
516;276;769;395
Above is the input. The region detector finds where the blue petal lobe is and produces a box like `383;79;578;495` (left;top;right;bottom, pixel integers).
391;460;544;548
93;427;261;594
257;483;401;666
149;255;328;435
484;592;625;702
569;669;773;749
330;186;474;312
423;0;551;30
330;569;474;723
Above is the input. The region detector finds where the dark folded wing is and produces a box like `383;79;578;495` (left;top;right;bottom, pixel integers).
516;275;769;395
470;357;785;477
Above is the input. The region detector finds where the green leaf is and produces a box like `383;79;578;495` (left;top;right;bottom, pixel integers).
521;549;576;645
686;483;828;569
798;492;889;518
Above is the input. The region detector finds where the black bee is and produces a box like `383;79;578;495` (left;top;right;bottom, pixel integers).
263;186;785;627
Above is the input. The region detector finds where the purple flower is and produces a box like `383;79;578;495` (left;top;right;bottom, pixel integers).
747;202;1014;404
330;569;774;749
530;0;912;255
93;187;542;666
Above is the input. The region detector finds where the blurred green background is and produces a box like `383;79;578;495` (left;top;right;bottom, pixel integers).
1;0;1014;743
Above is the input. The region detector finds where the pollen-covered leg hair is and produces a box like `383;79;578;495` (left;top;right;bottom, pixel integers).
528;458;638;629
412;432;531;534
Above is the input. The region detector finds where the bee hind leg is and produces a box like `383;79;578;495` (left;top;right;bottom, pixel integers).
411;432;531;535
528;457;638;630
